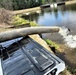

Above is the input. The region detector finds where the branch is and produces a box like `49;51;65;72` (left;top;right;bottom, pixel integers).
0;26;60;42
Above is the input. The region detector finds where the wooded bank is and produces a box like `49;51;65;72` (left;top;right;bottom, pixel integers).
12;0;76;15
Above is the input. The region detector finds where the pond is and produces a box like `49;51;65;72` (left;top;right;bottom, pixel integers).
23;4;76;35
22;4;76;44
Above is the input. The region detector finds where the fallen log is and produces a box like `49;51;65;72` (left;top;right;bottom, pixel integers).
0;26;60;42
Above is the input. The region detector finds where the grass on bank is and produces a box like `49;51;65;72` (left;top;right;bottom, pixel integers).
45;39;60;49
12;15;38;27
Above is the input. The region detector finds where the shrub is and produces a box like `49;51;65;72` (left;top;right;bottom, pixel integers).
0;8;12;24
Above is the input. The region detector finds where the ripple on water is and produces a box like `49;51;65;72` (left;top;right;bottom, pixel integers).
59;27;76;48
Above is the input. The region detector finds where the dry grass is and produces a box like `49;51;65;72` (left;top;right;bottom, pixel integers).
59;69;72;75
0;8;12;24
56;44;76;75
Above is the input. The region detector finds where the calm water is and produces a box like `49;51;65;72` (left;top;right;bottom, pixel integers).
23;4;76;35
22;4;76;44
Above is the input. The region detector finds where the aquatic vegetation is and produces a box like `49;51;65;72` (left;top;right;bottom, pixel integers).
30;21;38;26
12;15;29;25
12;15;38;26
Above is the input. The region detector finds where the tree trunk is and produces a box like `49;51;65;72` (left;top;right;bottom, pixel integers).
0;26;60;42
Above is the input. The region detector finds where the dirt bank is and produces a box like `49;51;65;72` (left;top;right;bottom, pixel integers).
42;33;76;75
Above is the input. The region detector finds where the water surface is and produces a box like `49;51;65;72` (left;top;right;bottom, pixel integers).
23;4;76;44
23;4;76;30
